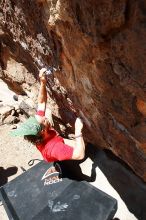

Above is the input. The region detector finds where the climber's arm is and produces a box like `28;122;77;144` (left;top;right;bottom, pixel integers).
71;118;85;160
35;68;47;122
63;118;85;160
37;68;47;111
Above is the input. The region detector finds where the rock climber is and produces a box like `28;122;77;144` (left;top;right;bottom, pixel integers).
10;68;85;162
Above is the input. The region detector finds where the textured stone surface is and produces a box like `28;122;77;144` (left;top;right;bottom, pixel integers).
0;0;146;181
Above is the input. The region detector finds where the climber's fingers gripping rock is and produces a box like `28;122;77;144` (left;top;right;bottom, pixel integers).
39;68;47;83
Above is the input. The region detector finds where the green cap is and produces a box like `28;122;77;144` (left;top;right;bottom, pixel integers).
10;116;42;136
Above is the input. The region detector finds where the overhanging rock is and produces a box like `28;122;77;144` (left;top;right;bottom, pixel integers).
0;0;146;181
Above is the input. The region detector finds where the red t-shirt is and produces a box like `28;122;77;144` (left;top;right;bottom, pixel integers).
35;110;73;162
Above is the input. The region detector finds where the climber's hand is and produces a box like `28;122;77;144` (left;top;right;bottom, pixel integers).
39;68;47;84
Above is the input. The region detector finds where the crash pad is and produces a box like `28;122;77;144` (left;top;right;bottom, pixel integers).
0;161;117;220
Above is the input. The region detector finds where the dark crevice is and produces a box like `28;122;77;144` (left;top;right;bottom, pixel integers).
75;3;82;26
124;0;131;23
49;30;62;69
0;42;5;69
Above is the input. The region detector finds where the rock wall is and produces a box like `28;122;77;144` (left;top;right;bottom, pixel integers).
0;0;146;181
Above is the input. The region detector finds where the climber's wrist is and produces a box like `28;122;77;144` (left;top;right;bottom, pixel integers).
74;133;82;138
40;80;47;85
75;129;82;136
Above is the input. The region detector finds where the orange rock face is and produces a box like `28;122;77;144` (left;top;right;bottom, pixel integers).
0;0;146;181
136;99;146;117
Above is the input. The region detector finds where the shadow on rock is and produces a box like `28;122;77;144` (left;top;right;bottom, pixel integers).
91;147;146;220
0;166;18;187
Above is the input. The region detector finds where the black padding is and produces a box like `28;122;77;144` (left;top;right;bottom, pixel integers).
0;161;117;220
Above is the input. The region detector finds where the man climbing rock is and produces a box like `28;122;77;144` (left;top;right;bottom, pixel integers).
10;68;85;162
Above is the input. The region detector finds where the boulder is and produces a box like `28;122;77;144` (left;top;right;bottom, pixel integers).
3;115;19;125
0;106;15;121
